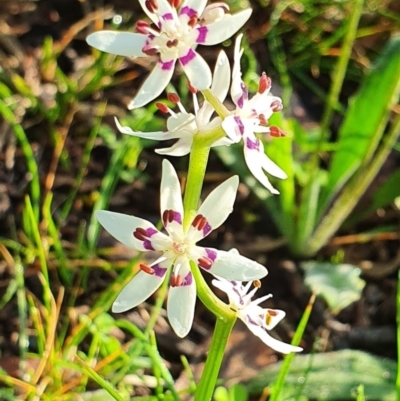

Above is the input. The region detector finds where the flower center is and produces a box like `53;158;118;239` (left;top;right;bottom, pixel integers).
172;241;187;255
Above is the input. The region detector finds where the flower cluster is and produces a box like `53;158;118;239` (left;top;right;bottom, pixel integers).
88;0;300;354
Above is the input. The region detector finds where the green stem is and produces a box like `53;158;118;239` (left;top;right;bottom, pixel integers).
195;315;237;401
202;88;230;119
182;89;238;400
183;141;210;231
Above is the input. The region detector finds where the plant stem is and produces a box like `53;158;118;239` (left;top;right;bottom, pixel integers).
194;315;237;401
182;89;238;400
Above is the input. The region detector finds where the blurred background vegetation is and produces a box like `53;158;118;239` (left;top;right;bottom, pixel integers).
0;0;399;400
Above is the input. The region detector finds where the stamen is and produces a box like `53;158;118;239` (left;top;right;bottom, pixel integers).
168;0;181;7
198;256;213;269
253;279;261;288
136;20;151;34
133;227;148;241
188;14;198;28
170;274;183;287
188;81;198;94
270;126;286;137
140;263;155;275
167;93;180;103
166;38;179;48
265;309;278;326
145;0;158;13
142;44;159;56
258;73;271;94
258;114;268;125
192;214;207;230
162;209;175;225
271;100;283;112
156;102;169;113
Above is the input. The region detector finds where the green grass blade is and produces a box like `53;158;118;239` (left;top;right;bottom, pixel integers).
269;294;315;401
319;34;400;217
0;99;41;223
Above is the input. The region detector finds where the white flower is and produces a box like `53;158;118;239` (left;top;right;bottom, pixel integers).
116;49;233;156
96;160;267;337
212;275;302;353
221;34;287;194
87;0;252;109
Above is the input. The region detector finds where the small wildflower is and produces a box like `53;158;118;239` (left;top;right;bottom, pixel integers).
213;275;302;354
116;50;233;156
96;160;267;337
87;0;252;109
221;34;287;194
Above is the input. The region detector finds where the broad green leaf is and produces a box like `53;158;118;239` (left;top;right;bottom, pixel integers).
302;262;365;314
319;35;400;216
248;350;396;401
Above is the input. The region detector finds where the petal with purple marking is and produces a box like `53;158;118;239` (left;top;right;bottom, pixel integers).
189;175;238;242
128;60;176;109
179;49;212;90
221;115;244;143
86;31;147;57
96;210;169;252
180;0;208;18
112;260;170;313
138;0;174;25
243;139;278;194
167;269;196;337
202;9;252;46
160;160;184;237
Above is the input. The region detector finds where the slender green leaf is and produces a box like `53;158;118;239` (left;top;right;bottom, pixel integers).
319;35;400;216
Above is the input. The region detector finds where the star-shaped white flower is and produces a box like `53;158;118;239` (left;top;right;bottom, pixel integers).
87;0;252;109
212;275;302;353
116;49;233;156
221;34;287;194
96;160;267;337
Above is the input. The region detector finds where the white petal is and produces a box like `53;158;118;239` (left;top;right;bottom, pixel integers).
156;138;193;156
138;0;174;25
86;31;147;57
96;210;167;252
180;0;208;17
196;175;238;232
202;9;252;46
128;61;175;109
212;277;244;307
115;117;168;140
231;34;245;105
255;139;287;179
243;321;302;354
179;50;212;90
221;116;243;143
167;113;196;132
204;248;268;280
167;273;196;337
160;160;184;237
112;268;167;313
243;140;280;194
212;136;235;147
198;51;230;122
